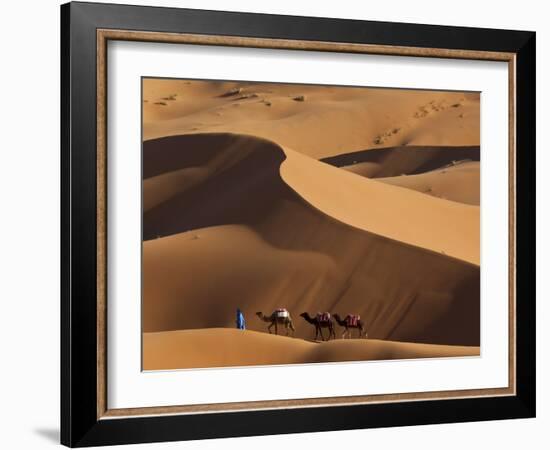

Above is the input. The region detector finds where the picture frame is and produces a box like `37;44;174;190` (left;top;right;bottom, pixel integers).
61;1;536;447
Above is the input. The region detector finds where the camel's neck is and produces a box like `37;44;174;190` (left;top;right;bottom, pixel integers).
304;314;316;324
334;316;346;325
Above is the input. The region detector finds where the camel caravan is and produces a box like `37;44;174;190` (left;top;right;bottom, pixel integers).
252;308;368;341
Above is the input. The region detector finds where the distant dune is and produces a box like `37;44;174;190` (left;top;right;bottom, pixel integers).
322;145;479;178
281;145;479;264
143;79;479;158
141;80;481;366
143;329;480;370
144;134;479;264
143;133;480;346
377;161;480;205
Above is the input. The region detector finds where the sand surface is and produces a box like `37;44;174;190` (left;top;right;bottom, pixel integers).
376;161;480;205
281;145;479;263
143;80;479;158
142;134;480;345
141;79;481;368
143;329;480;370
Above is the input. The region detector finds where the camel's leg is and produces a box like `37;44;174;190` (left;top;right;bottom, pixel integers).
274;321;278;335
359;323;367;338
319;327;325;341
268;322;273;334
341;328;346;339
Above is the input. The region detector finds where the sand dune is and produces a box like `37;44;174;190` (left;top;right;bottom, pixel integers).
281;146;479;264
141;80;480;365
376;161;480;205
323;145;480;178
143;133;480;346
143;79;479;158
143;225;341;335
143;329;480;370
144;134;479;264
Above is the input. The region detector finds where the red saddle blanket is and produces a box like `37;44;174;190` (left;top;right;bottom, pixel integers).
346;315;360;327
317;312;331;323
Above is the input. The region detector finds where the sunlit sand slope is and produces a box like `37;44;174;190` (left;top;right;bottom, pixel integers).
143;134;480;346
143;329;480;370
143;79;479;158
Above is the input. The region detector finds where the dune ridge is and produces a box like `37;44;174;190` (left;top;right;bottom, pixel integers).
321;145;480;178
376;161;480;205
280;146;479;264
144;133;479;265
143;329;480;370
143;133;480;346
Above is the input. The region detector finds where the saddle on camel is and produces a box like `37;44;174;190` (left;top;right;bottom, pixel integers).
275;308;289;319
346;314;360;327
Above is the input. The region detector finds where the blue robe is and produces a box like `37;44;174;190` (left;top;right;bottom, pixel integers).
236;310;246;330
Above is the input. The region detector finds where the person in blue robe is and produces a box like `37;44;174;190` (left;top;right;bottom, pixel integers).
236;308;246;330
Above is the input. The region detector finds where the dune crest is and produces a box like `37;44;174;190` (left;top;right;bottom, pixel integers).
141;80;481;369
144;133;479;265
143;134;480;346
280;146;479;264
376;161;480;205
143;329;480;370
322;145;479;178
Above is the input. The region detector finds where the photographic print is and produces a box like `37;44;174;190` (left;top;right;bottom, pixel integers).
62;5;535;444
141;78;481;371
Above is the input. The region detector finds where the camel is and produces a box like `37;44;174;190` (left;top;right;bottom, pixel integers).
256;310;295;336
300;312;336;341
333;314;368;339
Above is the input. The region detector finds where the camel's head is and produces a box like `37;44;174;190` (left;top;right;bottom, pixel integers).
299;312;308;319
255;311;262;317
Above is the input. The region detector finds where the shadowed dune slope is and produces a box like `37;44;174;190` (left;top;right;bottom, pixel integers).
143;133;480;345
322;145;480;178
280;147;479;264
144;134;479;264
143;329;480;370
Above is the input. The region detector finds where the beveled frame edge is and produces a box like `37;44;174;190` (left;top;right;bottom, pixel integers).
96;28;516;420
